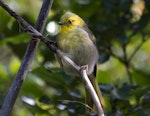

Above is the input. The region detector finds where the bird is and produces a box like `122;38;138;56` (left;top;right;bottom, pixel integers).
55;12;105;113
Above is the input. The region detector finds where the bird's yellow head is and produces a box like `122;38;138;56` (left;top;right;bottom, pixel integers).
58;12;85;34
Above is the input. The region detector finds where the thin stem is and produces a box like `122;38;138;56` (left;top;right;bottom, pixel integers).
81;69;104;116
124;33;147;84
126;66;133;84
128;34;146;63
122;43;133;85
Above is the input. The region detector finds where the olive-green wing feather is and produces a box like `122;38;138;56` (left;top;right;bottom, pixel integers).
82;25;98;77
82;25;96;44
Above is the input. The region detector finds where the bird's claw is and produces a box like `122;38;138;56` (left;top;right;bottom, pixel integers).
80;65;88;72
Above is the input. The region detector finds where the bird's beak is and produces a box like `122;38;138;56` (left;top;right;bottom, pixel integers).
58;21;65;25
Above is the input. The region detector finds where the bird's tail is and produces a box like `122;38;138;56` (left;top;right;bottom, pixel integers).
85;75;105;113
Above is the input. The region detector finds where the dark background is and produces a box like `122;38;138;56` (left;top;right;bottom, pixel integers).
0;0;150;115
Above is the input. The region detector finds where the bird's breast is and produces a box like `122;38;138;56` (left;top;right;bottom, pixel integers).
57;28;99;74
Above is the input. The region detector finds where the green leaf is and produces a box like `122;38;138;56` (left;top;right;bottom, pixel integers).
32;67;68;89
0;33;30;45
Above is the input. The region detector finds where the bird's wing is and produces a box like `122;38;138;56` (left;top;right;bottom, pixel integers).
82;25;96;44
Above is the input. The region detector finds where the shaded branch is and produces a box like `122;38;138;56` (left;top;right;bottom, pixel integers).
128;33;146;63
122;43;134;84
0;0;57;52
123;33;147;84
0;0;53;115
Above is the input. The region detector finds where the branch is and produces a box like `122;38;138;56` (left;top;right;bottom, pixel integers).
0;0;104;115
0;0;57;52
0;0;53;115
81;70;104;116
56;50;104;116
123;33;147;85
122;43;134;84
128;34;146;63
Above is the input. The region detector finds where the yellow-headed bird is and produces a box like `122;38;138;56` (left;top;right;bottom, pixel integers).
56;12;105;113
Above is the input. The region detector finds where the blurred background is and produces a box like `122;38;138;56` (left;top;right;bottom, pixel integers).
0;0;150;115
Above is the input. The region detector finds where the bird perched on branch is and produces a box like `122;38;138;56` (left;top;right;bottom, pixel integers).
56;12;105;113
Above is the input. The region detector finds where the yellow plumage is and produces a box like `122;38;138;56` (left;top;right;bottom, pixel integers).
56;12;105;113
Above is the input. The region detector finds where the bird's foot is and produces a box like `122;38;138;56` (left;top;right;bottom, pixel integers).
80;65;88;72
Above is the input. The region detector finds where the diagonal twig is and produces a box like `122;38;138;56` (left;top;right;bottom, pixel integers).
0;0;57;52
128;34;146;63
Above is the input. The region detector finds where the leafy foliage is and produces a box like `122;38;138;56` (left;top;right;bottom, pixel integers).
0;0;150;115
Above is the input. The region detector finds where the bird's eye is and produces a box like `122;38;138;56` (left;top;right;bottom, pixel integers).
68;20;72;24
